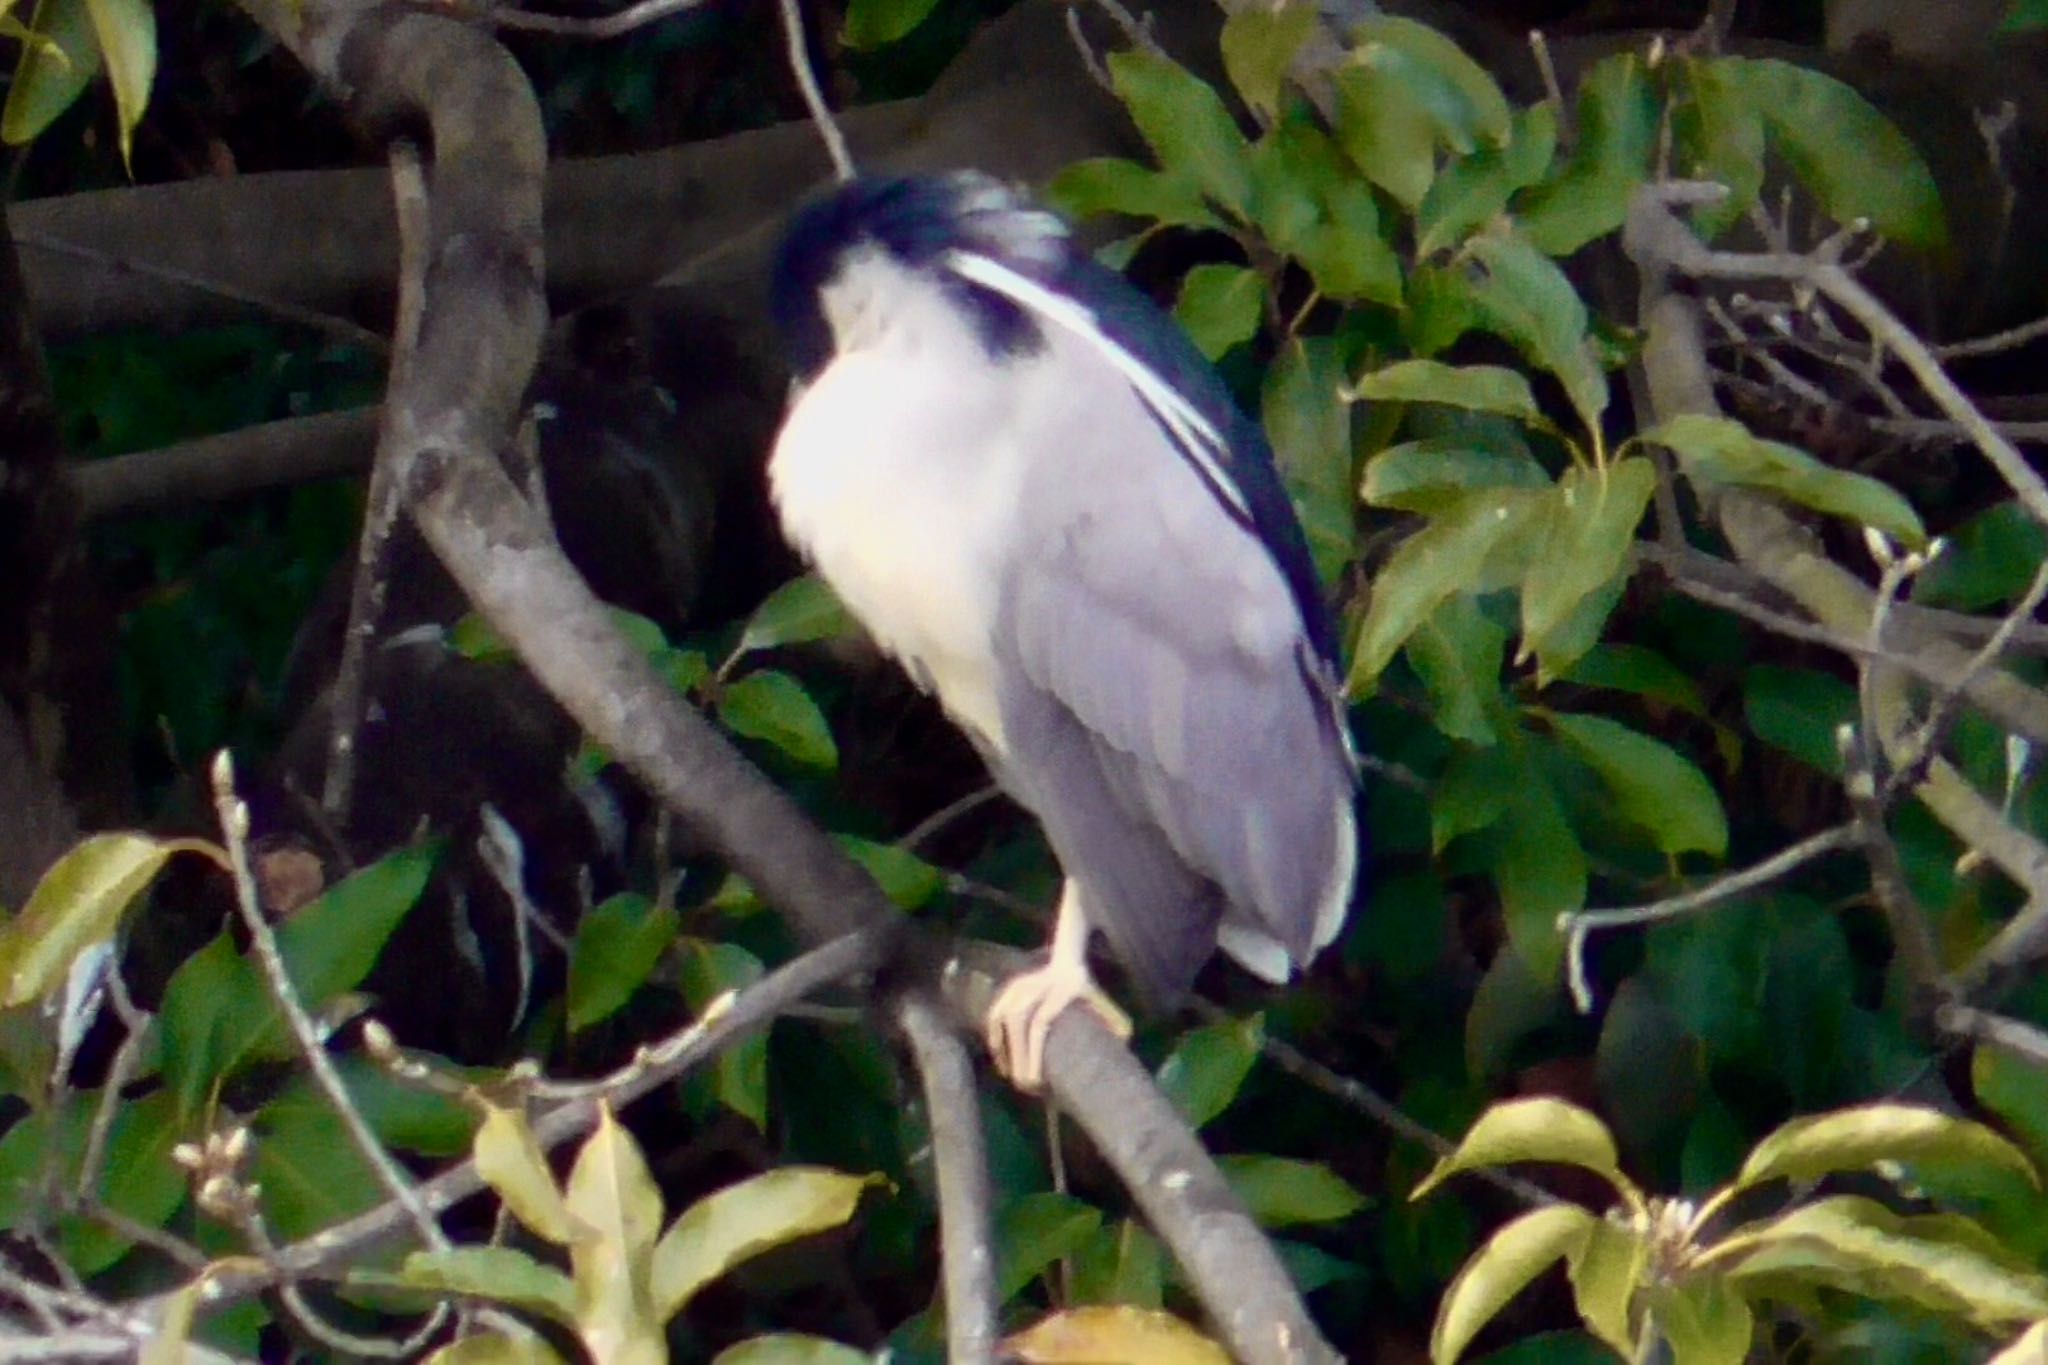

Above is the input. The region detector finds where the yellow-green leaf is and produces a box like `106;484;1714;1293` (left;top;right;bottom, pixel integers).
1352;15;1509;146
1414;1097;1633;1202
475;1103;579;1245
1519;458;1654;671
1642;412;1926;547
841;0;939;49
82;0;151;168
718;669;838;769
734;575;851;659
421;1334;571;1365
1351;359;1546;427
3;0;99;146
1733;1102;2039;1195
1430;1203;1598;1364
564;1106;664;1362
1645;1279;1754;1365
1566;1216;1645;1357
1174;261;1265;360
397;1246;578;1326
1550;712;1728;857
1005;1305;1231;1364
651;1166;878;1319
1463;230;1608;439
138;1282;200;1365
1107;49;1252;215
0;832;221;1007
1220;2;1316;122
711;1336;873;1365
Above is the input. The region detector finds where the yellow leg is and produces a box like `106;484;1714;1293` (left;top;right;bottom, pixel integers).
986;882;1132;1093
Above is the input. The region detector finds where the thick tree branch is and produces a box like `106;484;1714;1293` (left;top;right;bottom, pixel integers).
895;992;998;1365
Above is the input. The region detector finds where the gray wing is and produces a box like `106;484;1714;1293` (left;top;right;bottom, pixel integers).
988;425;1357;1002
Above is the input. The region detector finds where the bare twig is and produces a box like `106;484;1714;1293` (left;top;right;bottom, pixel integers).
485;0;716;38
1558;824;1862;1011
899;784;1003;854
778;0;854;183
1937;1003;2048;1067
13;228;389;354
210;751;450;1254
896;993;998;1365
1937;312;2048;361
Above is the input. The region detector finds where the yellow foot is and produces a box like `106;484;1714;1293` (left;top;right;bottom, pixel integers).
986;958;1132;1094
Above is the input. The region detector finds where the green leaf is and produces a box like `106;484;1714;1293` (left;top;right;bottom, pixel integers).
1414;1097;1633;1202
1174;262;1265;360
0;832;217;1007
1361;438;1551;515
1515;54;1658;256
996;1191;1105;1302
1352;15;1510;146
1914;500;2048;611
1519;459;1655;672
1561;645;1706;717
1406;594;1507;745
1417;103;1558;257
251;1083;399;1242
281;842;440;1008
1353;360;1545;426
651;1167;878;1318
3;0;100;146
1462;230;1608;438
1405;261;1487;357
712;1336;873;1365
1430;1204;1598;1365
676;939;769;1127
1220;2;1316;121
1218;1154;1369;1227
1723;56;1947;251
1107;49;1252;215
420;1334;571;1365
1496;755;1587;978
1644;1278;1754;1365
841;0;939;49
567;893;680;1033
1974;1044;2048;1170
1643;413;1926;546
718;670;838;769
1004;1306;1232;1363
1713;1195;2048;1328
475;1103;578;1245
565;1107;665;1359
398;1246;577;1325
1348;486;1548;688
1045;157;1221;231
1263;337;1356;584
1734;1103;2040;1195
1331;57;1440;209
1551;712;1728;857
1432;744;1516;851
1155;1012;1263;1129
81;0;151;168
1465;944;1568;1088
735;576;851;659
1676;57;1766;239
1743;665;1856;775
1071;1218;1165;1308
835;835;943;909
63;1089;186;1275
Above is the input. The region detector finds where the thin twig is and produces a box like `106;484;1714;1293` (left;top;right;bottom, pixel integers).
895;993;997;1365
1937;1003;2048;1067
1559;823;1862;1011
898;784;1002;854
210;751;450;1254
13;228;389;355
777;0;854;182
485;0;715;38
1894;555;2048;796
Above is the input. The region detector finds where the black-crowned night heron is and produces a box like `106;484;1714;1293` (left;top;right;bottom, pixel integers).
768;172;1360;1090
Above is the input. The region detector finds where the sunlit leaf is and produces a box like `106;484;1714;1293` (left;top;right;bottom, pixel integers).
651;1167;878;1318
1046;157;1221;230
1643;1278;1753;1365
139;1283;201;1365
1430;1204;1598;1364
1220;2;1316;122
712;1336;873;1365
1551;712;1728;857
566;1106;664;1360
0;832;219;1007
398;1247;577;1325
1005;1305;1231;1363
1175;262;1265;360
1108;49;1252;215
1156;1011;1262;1129
1734;1103;2039;1194
475;1103;578;1245
1519;458;1654;672
1218;1154;1369;1227
1565;1215;1643;1357
82;0;151;168
1414;1097;1633;1202
3;0;100;147
1989;1321;2048;1365
719;670;838;769
1643;413;1926;547
420;1333;571;1365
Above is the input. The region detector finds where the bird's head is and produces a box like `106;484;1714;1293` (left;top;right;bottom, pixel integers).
770;173;1073;383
